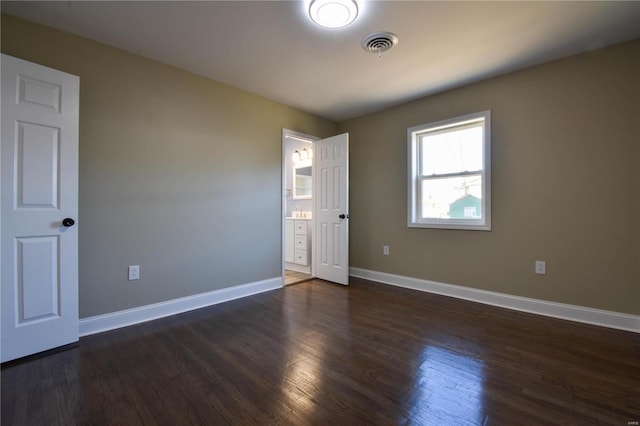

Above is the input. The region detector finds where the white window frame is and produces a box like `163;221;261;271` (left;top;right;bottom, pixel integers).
408;111;491;231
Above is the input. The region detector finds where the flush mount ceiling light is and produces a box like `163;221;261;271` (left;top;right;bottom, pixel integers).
309;0;359;29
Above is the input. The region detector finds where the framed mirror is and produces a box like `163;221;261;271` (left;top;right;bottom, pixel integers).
293;165;312;199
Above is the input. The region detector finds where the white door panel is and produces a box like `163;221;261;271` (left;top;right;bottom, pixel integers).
16;122;60;208
314;133;349;285
1;54;79;362
18;236;59;321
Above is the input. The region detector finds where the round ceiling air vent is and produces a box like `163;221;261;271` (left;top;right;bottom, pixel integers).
361;31;399;55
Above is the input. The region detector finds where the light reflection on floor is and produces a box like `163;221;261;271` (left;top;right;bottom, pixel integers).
407;346;485;423
279;281;351;419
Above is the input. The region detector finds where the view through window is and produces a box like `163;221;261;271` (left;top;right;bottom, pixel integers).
408;111;491;230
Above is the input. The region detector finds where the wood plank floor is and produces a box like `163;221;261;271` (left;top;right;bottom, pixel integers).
2;278;639;425
285;270;313;286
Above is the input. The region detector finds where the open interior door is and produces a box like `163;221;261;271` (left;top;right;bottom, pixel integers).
314;133;349;285
1;54;80;362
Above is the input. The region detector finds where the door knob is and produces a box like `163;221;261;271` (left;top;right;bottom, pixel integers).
62;218;75;227
338;214;349;219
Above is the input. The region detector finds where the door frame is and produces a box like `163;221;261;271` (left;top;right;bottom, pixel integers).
281;129;319;286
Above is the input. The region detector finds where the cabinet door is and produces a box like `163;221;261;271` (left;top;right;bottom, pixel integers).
285;220;295;263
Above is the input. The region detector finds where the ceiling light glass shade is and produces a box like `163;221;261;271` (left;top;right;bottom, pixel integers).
293;150;301;162
309;0;358;29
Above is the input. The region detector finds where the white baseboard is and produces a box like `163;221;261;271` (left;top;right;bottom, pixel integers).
349;267;640;333
79;277;283;337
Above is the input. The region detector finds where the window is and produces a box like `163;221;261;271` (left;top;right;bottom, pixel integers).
408;111;491;230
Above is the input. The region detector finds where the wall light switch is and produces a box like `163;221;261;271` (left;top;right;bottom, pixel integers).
383;245;390;256
535;261;546;275
128;265;140;281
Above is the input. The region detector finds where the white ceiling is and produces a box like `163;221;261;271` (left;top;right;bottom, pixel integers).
3;1;640;122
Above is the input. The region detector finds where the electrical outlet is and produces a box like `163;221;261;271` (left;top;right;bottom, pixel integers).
535;261;546;275
383;245;390;256
128;265;140;281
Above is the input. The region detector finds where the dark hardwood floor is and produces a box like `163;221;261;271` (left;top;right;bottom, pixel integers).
2;278;639;425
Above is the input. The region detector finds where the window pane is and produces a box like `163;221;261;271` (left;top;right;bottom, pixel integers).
421;175;482;219
421;124;483;175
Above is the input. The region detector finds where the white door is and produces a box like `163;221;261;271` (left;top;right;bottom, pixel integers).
1;54;80;362
314;133;349;285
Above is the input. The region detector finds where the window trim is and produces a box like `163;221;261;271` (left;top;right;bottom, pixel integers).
407;110;491;231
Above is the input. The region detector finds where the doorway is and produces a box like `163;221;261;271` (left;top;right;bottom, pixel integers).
282;129;318;285
282;129;350;287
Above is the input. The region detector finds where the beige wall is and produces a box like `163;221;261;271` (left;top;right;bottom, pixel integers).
1;15;338;318
340;40;640;315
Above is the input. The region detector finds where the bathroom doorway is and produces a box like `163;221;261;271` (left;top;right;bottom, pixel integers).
282;129;317;285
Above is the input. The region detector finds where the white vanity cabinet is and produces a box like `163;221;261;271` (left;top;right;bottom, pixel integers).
285;218;311;273
293;220;310;265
